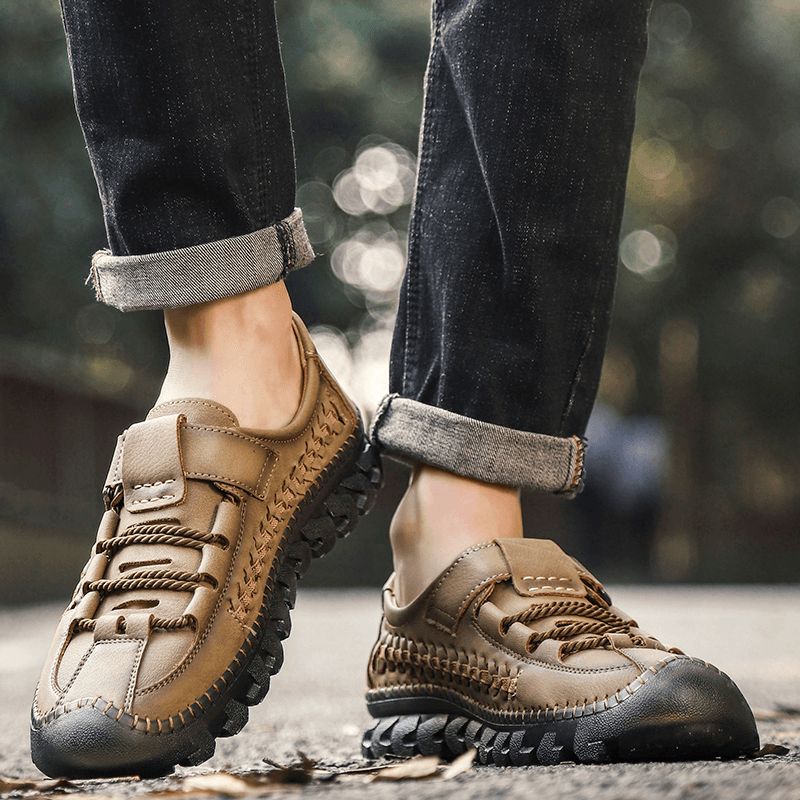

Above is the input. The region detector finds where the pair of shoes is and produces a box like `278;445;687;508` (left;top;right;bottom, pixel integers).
30;317;759;776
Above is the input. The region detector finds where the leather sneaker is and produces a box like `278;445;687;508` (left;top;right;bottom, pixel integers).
363;538;759;764
31;315;381;778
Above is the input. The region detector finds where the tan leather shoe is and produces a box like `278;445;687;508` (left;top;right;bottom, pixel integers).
31;316;381;778
363;538;759;764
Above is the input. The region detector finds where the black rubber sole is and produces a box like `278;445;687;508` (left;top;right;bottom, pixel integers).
362;659;760;765
31;427;382;779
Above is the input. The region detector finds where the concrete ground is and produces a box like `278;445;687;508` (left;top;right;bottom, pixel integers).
1;587;798;799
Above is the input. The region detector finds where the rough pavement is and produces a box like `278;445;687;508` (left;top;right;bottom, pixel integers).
1;587;798;799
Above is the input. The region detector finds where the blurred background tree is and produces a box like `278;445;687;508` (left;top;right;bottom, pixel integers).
0;0;797;603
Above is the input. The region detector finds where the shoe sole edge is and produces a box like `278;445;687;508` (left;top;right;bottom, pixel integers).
362;658;760;765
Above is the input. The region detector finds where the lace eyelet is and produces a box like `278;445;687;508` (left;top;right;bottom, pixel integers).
200;573;219;590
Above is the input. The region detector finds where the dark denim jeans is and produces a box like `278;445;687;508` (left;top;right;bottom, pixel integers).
61;0;651;494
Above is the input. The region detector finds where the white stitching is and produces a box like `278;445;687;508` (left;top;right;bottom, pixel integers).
527;586;577;593
151;399;238;426
129;494;176;505
132;480;175;489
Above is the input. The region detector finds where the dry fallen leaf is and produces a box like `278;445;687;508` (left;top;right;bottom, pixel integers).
331;765;379;776
441;748;477;780
182;773;264;797
322;761;403;783
150;771;302;799
0;775;74;792
753;743;791;757
261;751;318;783
369;755;442;782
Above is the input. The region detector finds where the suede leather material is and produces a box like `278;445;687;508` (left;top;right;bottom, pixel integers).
34;315;361;726
368;539;690;717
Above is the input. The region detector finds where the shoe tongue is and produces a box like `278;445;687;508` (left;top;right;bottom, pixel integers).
146;398;240;427
494;538;587;600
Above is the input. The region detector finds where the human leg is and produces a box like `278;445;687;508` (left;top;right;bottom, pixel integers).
375;0;651;601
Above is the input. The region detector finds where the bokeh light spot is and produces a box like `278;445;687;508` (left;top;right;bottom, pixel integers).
634;137;677;180
761;196;800;238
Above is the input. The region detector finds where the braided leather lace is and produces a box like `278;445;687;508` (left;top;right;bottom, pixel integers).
499;574;668;657
72;517;230;634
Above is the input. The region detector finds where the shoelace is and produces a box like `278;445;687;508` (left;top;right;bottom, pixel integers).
72;521;229;634
501;600;646;656
498;574;665;657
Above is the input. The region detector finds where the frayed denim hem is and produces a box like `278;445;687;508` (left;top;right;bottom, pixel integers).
371;395;586;496
88;208;314;311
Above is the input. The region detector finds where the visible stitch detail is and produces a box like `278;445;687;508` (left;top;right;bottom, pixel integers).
371;633;520;700
228;388;348;626
133;480;175;490
526;586;578;594
369;392;398;445
559;436;586;497
184;424;273;446
106;433;125;487
275;220;295;279
472;621;635;676
369;654;695;723
150;399;238;426
124;639;147;713
34;423;367;730
401;0;445;392
427;542;495;620
130;494;176;505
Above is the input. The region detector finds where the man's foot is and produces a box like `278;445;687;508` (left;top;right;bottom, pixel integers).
363;538;759;764
158;281;303;430
31;316;381;778
390;466;523;606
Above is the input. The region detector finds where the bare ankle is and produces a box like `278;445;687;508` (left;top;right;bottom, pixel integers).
157;283;303;429
390;466;523;605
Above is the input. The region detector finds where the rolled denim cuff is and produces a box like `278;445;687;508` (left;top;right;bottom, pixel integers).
371;395;586;496
88;208;314;311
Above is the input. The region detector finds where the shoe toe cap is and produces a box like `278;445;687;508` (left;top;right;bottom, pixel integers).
578;656;760;762
30;701;207;778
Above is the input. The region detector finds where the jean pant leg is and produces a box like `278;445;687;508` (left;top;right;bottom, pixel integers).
373;0;651;494
60;0;313;311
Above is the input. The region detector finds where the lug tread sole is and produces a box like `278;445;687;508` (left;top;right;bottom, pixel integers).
172;432;382;770
361;708;758;766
